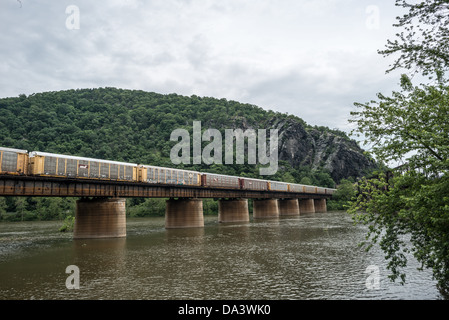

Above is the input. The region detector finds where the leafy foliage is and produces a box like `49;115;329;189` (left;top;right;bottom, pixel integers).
349;171;449;293
351;74;449;173
59;215;75;232
379;0;449;77
327;178;356;211
350;0;449;295
350;76;449;294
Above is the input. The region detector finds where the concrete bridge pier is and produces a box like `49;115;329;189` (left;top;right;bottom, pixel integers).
74;197;127;239
165;198;204;229
299;199;315;214
253;199;279;219
218;198;249;223
314;199;327;213
278;199;300;216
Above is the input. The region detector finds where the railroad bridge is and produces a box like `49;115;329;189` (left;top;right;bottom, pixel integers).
0;147;335;239
0;174;332;239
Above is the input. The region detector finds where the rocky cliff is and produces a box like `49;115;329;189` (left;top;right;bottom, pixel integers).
266;117;377;183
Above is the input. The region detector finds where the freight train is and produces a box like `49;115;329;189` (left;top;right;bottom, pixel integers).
0;147;336;195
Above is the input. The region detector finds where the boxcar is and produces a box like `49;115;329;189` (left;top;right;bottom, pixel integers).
139;165;201;186
303;185;317;193
0;147;29;175
29;151;138;181
268;180;290;192
241;177;268;191
316;187;327;194
289;184;304;193
201;173;240;189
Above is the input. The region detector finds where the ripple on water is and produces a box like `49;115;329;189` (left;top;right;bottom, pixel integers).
0;212;443;300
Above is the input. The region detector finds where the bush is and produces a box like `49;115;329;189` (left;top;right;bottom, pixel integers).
59;215;75;232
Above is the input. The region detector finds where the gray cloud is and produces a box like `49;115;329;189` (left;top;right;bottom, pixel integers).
0;0;404;135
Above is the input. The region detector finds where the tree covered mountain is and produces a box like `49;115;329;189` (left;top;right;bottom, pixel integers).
0;87;376;186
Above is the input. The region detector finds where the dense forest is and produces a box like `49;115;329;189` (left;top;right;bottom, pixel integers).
0;88;371;221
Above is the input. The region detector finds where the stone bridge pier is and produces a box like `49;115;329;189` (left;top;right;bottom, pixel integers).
74;197;127;239
253;199;279;219
218;198;249;223
314;199;327;213
278;199;300;216
299;199;315;214
73;196;328;238
165;198;204;229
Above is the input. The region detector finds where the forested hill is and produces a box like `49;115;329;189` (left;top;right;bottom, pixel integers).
0;87;376;186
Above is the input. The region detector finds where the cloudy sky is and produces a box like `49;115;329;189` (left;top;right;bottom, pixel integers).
0;0;405;134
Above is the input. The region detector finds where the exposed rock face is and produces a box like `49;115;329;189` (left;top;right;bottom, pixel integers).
268;118;377;183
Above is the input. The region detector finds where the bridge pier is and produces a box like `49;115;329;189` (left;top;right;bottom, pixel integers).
299;199;315;214
165;198;204;229
74;198;126;239
253;199;279;219
278;199;300;216
314;199;327;213
218;198;249;223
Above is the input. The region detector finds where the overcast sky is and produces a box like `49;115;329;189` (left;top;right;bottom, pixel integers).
0;0;406;134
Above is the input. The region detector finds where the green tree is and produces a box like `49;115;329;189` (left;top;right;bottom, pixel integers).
312;169;336;188
351;74;449;171
349;0;449;295
281;172;296;183
0;197;7;220
299;176;312;185
349;77;449;293
379;0;449;77
327;179;355;211
15;197;27;221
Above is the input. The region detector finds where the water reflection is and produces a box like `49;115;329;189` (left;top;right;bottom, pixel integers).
0;212;443;300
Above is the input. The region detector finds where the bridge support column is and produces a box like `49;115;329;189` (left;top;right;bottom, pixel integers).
218;199;249;223
253;199;279;219
278;199;300;216
165;198;204;229
314;199;327;213
299;199;315;214
74;198;126;239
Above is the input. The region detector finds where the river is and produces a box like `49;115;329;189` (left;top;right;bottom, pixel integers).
0;211;443;300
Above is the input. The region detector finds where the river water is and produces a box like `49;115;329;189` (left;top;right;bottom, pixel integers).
0;211;443;300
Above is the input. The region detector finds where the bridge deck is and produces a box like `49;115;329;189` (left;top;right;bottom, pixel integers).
0;175;330;199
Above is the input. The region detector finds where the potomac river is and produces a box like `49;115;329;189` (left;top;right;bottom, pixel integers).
0;211;442;300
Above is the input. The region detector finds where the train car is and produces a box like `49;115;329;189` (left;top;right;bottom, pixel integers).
0;147;29;175
289;183;304;193
240;177;268;191
28;151;138;181
268;180;290;192
201;173;240;189
316;187;327;194
303;185;317;193
138;165;201;186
